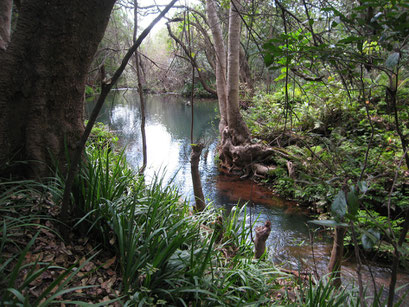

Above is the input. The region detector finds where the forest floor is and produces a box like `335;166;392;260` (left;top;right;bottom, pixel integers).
2;194;123;305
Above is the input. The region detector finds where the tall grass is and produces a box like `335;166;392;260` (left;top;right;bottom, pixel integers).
69;141;285;305
293;274;360;307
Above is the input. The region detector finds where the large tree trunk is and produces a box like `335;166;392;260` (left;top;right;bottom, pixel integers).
206;0;273;176
0;0;115;178
0;0;12;50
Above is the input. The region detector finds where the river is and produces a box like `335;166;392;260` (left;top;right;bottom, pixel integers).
86;90;409;304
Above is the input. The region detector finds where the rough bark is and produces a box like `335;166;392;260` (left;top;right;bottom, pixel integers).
191;143;205;211
328;226;346;288
0;0;12;50
0;0;115;178
254;221;271;258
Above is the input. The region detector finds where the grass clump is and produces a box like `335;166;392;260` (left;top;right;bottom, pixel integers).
71;139;284;305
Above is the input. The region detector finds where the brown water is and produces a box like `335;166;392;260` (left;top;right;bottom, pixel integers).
87;90;409;304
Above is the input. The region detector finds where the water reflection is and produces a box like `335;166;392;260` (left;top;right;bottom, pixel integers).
86;91;219;204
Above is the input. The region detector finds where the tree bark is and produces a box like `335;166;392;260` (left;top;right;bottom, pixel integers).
239;46;253;92
226;0;250;144
205;0;275;176
206;0;228;133
254;221;271;258
328;226;345;288
0;0;12;50
0;0;115;178
191;143;205;211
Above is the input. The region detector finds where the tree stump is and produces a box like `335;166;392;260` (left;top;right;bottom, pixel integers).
254;221;272;259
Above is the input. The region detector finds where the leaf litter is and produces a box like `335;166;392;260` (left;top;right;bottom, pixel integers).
1;192;123;305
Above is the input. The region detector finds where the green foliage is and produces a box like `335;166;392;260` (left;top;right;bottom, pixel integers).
295;275;359;307
85;121;119;148
343;209;404;252
245;82;408;213
70;140;282;305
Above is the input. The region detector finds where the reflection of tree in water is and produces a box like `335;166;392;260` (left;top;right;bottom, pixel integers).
86;91;219;145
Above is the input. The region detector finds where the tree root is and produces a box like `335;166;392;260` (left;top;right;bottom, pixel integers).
219;126;278;178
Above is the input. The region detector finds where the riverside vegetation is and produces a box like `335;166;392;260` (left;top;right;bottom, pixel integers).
0;124;366;306
243;79;409;261
1;0;409;305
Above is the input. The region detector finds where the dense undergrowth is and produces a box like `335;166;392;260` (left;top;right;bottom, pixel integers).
243;78;409;261
0;124;365;305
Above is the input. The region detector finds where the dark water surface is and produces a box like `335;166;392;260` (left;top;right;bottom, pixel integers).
87;90;409;302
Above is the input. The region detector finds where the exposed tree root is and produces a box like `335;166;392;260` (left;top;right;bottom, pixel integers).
218;126;278;178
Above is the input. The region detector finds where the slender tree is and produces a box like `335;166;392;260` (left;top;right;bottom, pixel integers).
133;0;147;174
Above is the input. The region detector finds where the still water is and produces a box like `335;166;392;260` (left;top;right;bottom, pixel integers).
87;90;408;301
87;90;313;265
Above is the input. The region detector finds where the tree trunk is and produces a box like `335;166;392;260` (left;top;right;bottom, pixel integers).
191;143;205;211
0;0;115;178
206;0;228;133
133;0;147;174
239;46;253;93
206;0;274;175
328;226;345;288
0;0;12;50
226;0;250;144
388;208;409;307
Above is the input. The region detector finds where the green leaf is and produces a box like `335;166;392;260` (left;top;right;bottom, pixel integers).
338;36;365;44
347;190;359;217
274;73;286;82
386;52;400;69
331;190;347;220
361;229;381;250
308;219;349;227
357;181;368;194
